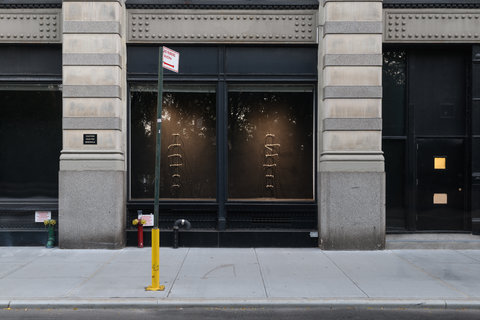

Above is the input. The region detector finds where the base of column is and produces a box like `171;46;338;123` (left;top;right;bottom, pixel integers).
59;170;126;249
319;171;385;250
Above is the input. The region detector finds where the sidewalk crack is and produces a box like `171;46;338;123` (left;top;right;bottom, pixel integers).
391;251;471;298
166;248;190;298
322;252;370;298
0;259;35;280
0;250;46;280
254;249;269;298
456;250;480;263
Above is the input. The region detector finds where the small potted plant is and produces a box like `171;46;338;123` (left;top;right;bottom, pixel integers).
43;219;56;248
132;218;147;248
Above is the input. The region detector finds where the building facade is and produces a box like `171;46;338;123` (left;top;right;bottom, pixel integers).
0;0;478;249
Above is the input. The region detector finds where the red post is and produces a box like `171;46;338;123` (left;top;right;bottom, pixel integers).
137;224;144;248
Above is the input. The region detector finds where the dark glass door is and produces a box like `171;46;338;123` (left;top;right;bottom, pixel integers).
409;47;469;230
416;139;466;230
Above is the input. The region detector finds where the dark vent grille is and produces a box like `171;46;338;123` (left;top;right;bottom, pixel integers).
0;209;58;230
227;210;316;229
127;207;217;230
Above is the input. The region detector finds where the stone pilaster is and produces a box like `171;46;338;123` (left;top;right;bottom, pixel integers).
319;0;385;249
59;0;126;248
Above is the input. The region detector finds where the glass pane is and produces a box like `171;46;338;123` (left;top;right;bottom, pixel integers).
382;49;406;136
228;90;314;200
0;90;62;199
130;88;216;200
383;139;406;230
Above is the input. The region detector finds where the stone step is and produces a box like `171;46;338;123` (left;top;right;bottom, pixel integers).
387;233;480;249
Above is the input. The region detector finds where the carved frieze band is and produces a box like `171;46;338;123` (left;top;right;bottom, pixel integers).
127;10;317;44
0;10;61;43
384;9;480;42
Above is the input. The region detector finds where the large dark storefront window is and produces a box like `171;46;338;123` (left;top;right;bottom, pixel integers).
128;45;317;237
130;86;314;201
130;86;217;199
228;88;314;200
0;87;62;199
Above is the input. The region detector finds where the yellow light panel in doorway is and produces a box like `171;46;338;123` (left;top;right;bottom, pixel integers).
434;157;446;170
433;193;448;204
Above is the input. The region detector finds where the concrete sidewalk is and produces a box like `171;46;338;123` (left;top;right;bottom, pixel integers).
1;247;480;309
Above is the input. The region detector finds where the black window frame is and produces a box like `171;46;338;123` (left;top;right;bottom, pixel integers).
0;44;62;219
127;44;318;231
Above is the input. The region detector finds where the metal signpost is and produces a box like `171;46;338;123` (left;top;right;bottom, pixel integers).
146;46;179;291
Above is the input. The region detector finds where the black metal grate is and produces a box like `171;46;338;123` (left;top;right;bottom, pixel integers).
0;209;58;230
127;206;217;230
227;210;316;229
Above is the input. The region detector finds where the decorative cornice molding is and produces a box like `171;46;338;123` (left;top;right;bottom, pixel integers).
0;1;61;9
0;9;61;43
384;9;480;43
384;2;480;9
324;0;382;3
127;4;319;10
126;0;319;10
127;10;317;44
0;4;61;8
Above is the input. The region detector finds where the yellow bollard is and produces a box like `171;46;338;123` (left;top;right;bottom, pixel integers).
146;227;165;291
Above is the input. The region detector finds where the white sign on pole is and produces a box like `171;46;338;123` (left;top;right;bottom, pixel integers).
35;211;51;223
139;214;154;227
162;46;180;73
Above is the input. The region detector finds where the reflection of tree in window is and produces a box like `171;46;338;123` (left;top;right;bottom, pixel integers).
130;90;216;199
383;49;407;136
383;50;406;86
228;91;313;200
